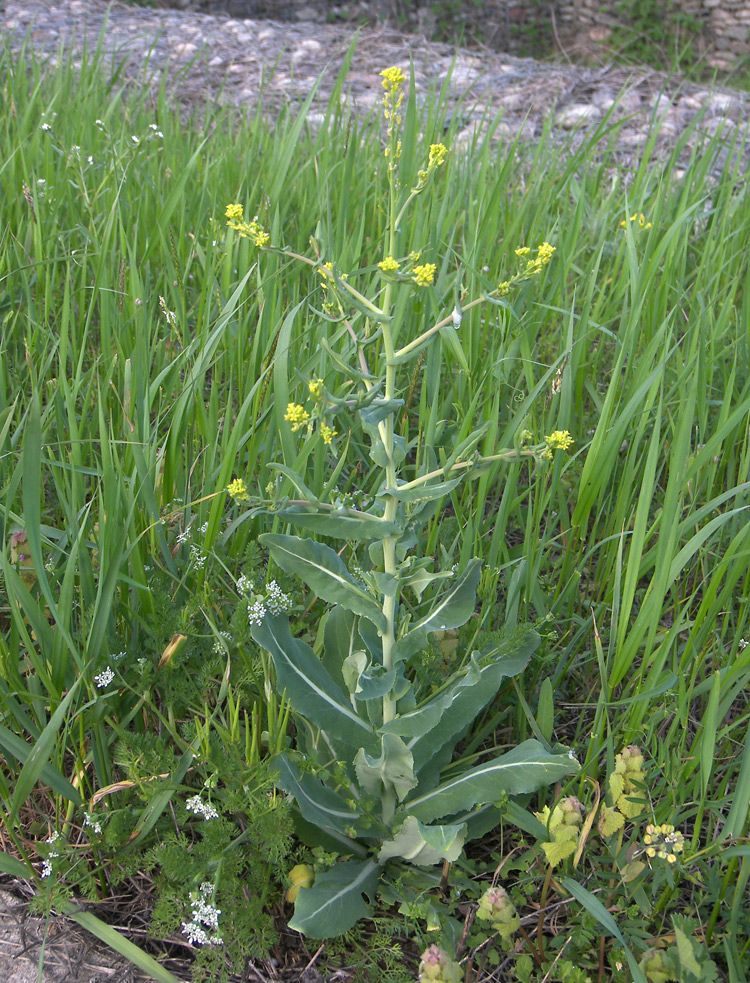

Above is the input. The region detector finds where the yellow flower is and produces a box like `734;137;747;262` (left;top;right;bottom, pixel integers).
380;66;405;91
320;424;337;445
544;430;574;451
227;477;249;502
308;378;324;398
620;212;652;230
514;246;531;257
643;823;684;863
284;402;310;432
413;263;436;287
226;208;270;248
537;241;556;263
428;143;448;167
408;251;421;263
497;280;512;296
378;256;400;273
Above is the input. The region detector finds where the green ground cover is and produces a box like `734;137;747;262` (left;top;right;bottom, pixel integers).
1;35;750;983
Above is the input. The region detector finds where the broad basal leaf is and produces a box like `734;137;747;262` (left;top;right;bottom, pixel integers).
392;559;482;663
405;739;579;823
252;614;378;753
272;752;362;838
260;534;386;630
289;858;381;938
378;816;466;866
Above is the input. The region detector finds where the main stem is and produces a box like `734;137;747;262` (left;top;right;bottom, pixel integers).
379;138;400;825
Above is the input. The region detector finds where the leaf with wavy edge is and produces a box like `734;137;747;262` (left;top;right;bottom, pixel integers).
378;816;466;866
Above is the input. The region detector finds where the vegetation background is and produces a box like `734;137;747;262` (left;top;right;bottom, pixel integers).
1;2;750;981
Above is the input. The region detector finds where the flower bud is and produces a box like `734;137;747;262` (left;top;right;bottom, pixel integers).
417;944;462;983
285;864;314;904
476;885;520;945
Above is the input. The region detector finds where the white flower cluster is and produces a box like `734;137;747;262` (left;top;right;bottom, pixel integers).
84;812;103;835
236;573;253;595
190;545;206;569
212;631;232;654
41;831;62;878
94;667;115;689
181;883;223;947
265;580;292;616
185;795;219;821
247;599;266;627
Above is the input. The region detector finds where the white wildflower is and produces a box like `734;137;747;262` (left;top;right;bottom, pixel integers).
94;667;115;688
265;580;292;615
185;795;219;821
247;599;266;627
236;573;253;595
190;545;206;569
84;812;103;835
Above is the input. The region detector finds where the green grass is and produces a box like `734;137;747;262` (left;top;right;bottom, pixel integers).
1;34;749;982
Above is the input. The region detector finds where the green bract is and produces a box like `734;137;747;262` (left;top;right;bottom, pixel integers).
234;64;576;939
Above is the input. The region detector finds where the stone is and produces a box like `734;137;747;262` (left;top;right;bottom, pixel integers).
555;103;601;128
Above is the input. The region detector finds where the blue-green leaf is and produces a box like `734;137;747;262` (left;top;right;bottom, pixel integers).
272;752;363;839
378;816;467;866
379;476;463;503
405;740;579;823
384;629;539;778
289;858;381;938
260;534;386;630
392;559;482;663
275;506;401;541
252;614;378;752
354;734;416;802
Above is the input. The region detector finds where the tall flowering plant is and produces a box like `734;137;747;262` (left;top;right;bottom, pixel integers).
225;66;575;939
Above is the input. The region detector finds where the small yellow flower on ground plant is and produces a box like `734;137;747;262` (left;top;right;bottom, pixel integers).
227;478;249;502
284;402;310;432
225;203;243;221
413;263;436;287
308;378;324;398
643;823;684;863
378;256;400;273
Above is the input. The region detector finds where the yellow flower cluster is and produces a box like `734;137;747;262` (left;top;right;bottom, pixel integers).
380;66;405;91
643;823;684;863
544;430;574;451
428;143;448;168
378;256;400;274
413;263;436;287
523;241;556;276
225;203;270;248
284;402;310;432
320;423;337;445
380;66;405;132
496;241;556;297
621;212;652;230
308;378;324;398
227;477;249;502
